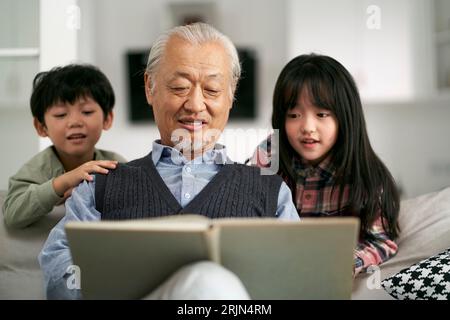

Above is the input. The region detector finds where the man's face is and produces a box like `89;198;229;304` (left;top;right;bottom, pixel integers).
145;36;233;157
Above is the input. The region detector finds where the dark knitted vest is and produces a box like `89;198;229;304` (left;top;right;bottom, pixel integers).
95;153;283;220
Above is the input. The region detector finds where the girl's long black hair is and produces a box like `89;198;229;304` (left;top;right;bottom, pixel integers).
272;54;399;239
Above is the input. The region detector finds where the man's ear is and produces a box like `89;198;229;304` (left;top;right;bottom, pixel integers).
144;72;154;106
229;86;236;110
33;117;48;137
103;111;114;130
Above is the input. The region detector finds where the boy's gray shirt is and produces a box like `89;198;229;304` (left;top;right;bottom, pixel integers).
2;146;126;228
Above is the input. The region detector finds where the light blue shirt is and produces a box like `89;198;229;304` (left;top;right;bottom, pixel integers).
38;141;299;299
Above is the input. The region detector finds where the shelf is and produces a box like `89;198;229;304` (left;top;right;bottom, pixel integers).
0;48;40;58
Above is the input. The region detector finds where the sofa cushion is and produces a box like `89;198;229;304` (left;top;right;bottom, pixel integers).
381;248;450;300
352;187;450;299
0;190;64;299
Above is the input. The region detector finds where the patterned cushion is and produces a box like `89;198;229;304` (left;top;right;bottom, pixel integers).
381;248;450;300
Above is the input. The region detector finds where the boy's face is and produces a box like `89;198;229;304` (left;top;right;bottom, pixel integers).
34;97;113;159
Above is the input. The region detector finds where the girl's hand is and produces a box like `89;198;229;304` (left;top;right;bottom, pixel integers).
52;160;118;197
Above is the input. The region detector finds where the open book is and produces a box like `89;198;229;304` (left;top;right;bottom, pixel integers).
65;215;359;299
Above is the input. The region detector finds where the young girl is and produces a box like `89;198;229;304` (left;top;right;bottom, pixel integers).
251;54;400;276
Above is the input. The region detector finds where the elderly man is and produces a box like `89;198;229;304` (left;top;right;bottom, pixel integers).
39;23;299;300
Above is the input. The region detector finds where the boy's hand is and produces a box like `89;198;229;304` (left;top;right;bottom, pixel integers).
56;187;73;205
52;160;118;197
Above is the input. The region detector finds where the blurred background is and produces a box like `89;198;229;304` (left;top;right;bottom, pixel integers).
1;0;449;199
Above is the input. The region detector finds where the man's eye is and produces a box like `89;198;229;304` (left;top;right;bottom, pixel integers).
82;111;94;115
205;88;220;96
171;87;189;92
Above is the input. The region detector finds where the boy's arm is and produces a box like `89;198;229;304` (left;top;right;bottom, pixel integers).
3;160;117;229
3;168;63;228
353;215;398;277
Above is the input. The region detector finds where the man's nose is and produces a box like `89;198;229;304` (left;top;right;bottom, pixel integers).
184;87;206;113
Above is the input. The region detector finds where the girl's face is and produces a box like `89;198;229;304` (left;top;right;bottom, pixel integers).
285;89;338;166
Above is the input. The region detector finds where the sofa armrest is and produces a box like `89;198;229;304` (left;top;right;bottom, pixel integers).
0;190;64;299
352;187;450;299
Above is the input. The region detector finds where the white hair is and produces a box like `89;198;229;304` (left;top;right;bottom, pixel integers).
146;23;241;95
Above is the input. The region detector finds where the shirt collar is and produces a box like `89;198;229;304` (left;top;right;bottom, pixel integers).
293;154;336;179
93;148;101;160
151;140;230;166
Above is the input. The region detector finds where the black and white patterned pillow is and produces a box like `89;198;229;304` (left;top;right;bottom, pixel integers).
382;248;450;300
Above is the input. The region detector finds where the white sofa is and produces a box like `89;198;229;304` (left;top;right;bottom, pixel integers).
352;187;450;299
0;191;64;299
1;188;450;300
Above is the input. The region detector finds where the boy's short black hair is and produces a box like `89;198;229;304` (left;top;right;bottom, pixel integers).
30;64;115;124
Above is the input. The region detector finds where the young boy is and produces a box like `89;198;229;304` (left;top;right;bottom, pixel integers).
2;64;126;228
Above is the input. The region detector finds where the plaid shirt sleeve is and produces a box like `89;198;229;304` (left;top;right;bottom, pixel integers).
353;214;398;277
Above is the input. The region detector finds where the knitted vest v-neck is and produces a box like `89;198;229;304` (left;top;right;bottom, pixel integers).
95;153;283;220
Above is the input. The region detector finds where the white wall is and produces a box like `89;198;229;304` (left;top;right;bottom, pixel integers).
287;0;424;102
0;109;37;190
0;0;40;190
364;98;450;198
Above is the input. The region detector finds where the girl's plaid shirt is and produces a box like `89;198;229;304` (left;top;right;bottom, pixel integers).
249;135;398;276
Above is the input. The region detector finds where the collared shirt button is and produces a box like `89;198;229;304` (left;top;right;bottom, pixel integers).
305;194;312;200
184;193;191;199
185;166;192;173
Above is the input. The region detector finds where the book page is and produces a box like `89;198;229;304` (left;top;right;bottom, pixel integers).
212;216;291;227
66;214;216;299
216;217;359;299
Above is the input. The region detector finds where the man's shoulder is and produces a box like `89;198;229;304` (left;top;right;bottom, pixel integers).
99;153;153;179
